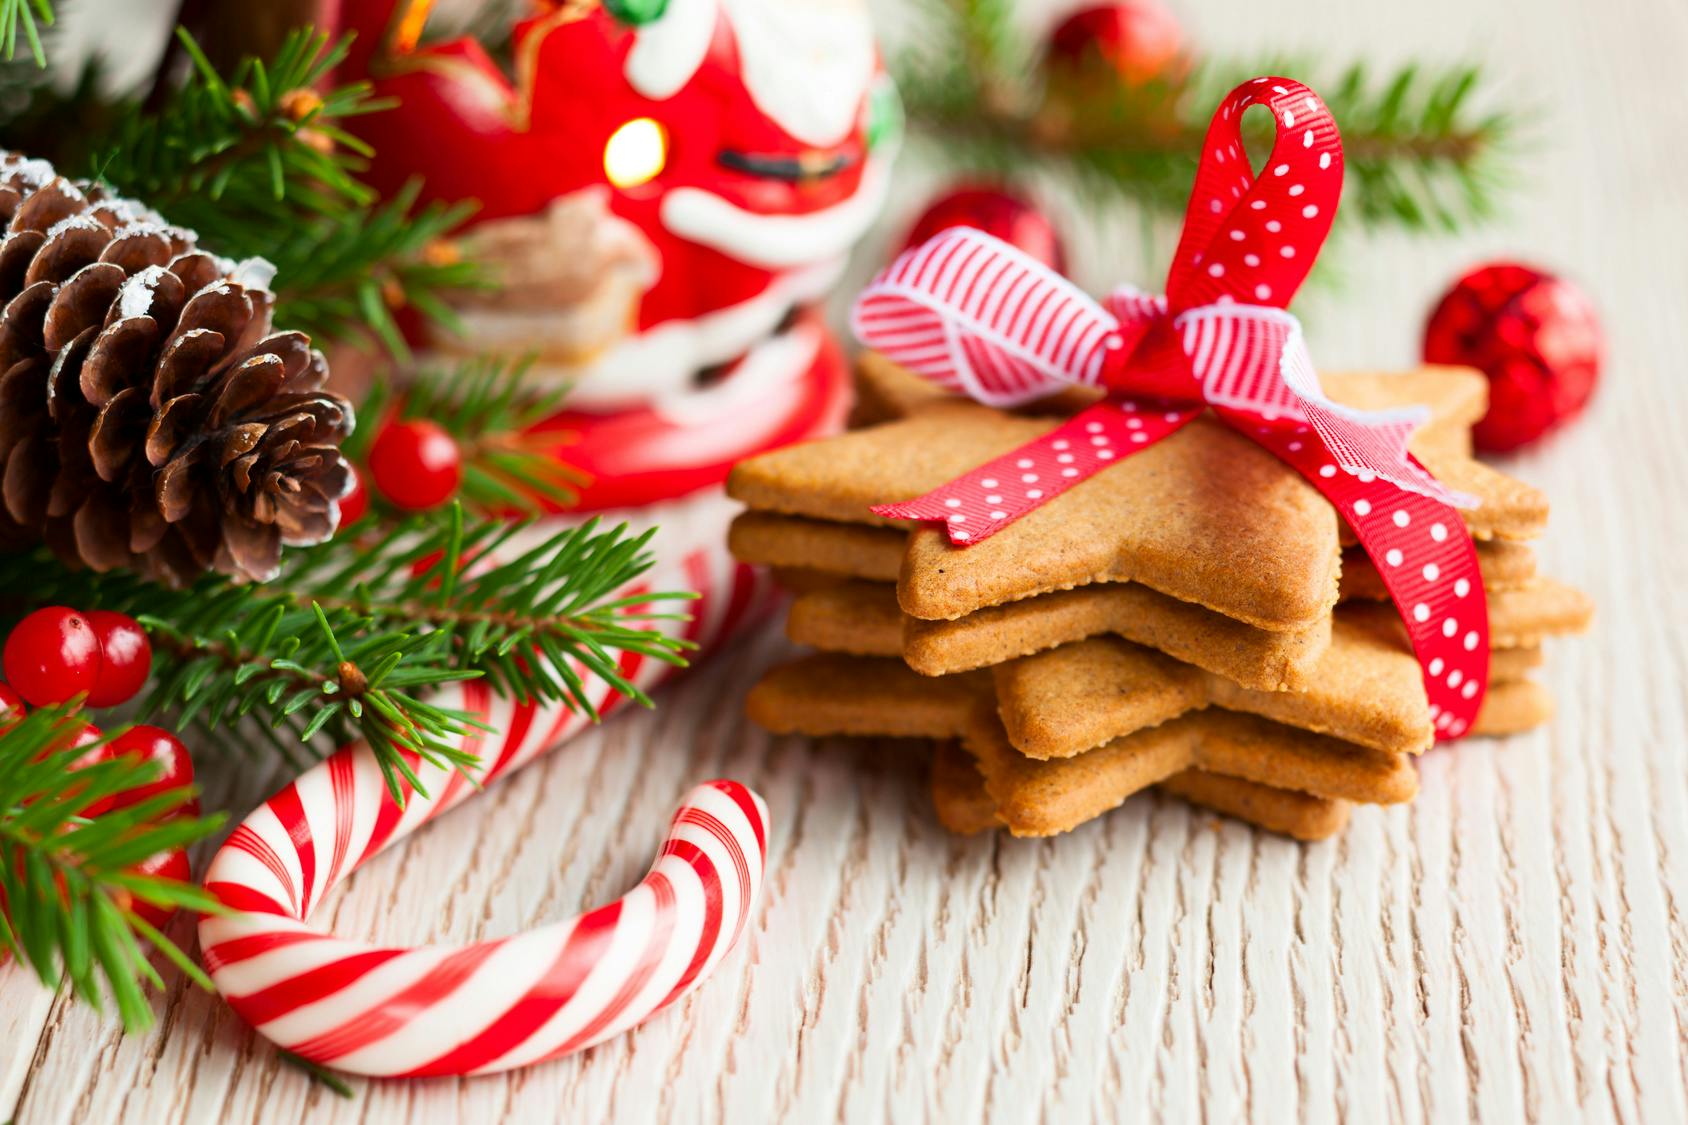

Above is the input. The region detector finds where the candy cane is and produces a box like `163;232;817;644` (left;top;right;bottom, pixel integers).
199;539;777;1076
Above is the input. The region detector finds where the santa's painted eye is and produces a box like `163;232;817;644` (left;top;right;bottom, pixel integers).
604;118;669;188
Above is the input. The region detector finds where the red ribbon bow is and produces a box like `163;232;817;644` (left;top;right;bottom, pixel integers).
850;77;1490;739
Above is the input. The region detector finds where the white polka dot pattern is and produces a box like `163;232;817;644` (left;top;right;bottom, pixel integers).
1250;424;1490;737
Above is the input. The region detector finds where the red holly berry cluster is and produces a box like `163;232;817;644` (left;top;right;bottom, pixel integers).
1;607;195;933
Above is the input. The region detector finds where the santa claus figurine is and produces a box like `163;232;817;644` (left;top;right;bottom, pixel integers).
339;0;894;511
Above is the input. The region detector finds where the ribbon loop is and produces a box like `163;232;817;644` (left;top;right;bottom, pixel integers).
849;226;1119;407
1167;77;1343;312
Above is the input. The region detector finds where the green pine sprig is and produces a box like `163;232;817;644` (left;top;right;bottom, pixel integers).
89;28;388;215
0;0;52;67
0;24;485;358
894;0;1519;241
361;356;586;515
86;27;484;357
0;507;695;805
0;704;225;1031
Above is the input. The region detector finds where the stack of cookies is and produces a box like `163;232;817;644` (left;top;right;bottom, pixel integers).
728;354;1592;841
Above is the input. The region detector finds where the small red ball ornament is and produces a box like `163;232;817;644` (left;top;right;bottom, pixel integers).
368;419;463;511
108;725;199;820
1045;0;1186;87
338;463;370;528
62;722;114;816
122;846;192;932
1423;262;1603;453
904;186;1067;275
3;607;101;707
0;681;23;727
85;611;151;709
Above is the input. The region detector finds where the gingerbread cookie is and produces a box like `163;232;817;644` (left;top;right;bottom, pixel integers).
785;576;1578;708
1472;679;1555;735
745;653;987;740
747;653;1413;839
744;509;1539;608
785;579;906;658
788;578;1330;691
930;742;1001;835
730;512;904;583
1155;770;1351;842
994;607;1435;760
931;741;1351;841
731;403;1344;630
731;382;1547;629
961;706;1414;838
1489;645;1544;682
1487;578;1596;646
1341;539;1537;601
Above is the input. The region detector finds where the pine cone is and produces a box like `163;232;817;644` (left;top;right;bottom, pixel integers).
0;150;355;586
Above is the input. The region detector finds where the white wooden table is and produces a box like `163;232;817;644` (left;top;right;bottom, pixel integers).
5;0;1687;1121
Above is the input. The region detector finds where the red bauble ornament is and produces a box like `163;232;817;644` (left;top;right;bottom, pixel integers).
63;721;106;768
4;607;101;707
1046;0;1186;87
367;419;463;511
85;611;151;709
123;847;192;932
904;186;1067;275
108;725;199;821
338;463;370;527
1423;262;1603;453
62;722;114;816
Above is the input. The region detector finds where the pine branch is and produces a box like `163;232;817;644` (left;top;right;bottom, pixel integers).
0;508;695;804
0;0;52;67
378;356;587;514
90;29;383;216
256;180;479;359
894;0;1520;239
0;704;224;1031
18;26;488;357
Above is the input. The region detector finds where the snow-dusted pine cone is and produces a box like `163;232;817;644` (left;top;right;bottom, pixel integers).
0;150;354;586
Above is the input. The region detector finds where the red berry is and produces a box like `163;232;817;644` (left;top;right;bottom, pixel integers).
1423;262;1603;453
4;716;110;813
0;681;23;729
85;611;151;709
338;463;370;527
905;185;1067;274
407;545;487;589
122;847;192;932
3;607;101;707
368;419;462;511
58;722;114;817
107;725;198;820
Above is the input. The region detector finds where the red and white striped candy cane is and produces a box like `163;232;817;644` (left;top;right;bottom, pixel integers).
199;526;778;1076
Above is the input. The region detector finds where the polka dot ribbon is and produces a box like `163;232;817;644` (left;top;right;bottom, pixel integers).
850;77;1490;738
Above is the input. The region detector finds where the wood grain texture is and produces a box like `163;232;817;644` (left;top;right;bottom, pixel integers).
4;0;1687;1121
